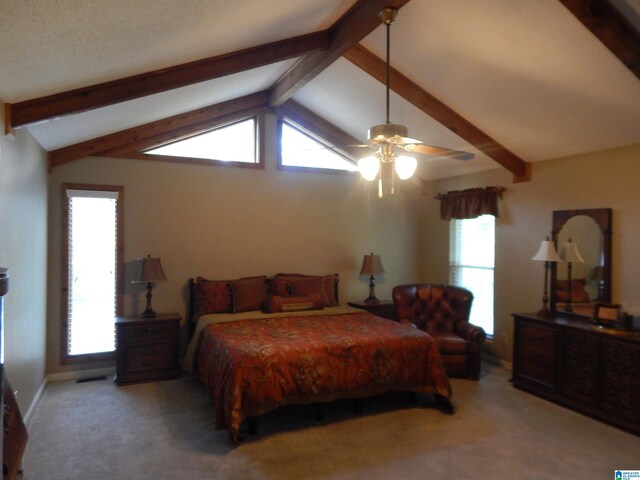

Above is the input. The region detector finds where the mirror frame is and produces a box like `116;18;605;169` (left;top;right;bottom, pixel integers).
550;208;612;316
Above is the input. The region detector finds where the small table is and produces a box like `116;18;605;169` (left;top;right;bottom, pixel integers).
115;313;181;386
348;300;396;321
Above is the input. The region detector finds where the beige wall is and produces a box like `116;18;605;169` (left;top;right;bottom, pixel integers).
0;101;48;414
46;113;424;374
19;102;640;378
421;143;640;363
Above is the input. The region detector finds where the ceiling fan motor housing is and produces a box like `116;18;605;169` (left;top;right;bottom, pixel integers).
368;123;408;143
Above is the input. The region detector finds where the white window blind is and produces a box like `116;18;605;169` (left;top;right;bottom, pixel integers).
67;190;119;356
449;215;495;335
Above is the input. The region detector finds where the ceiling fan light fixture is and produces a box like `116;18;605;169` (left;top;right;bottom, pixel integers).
358;155;380;181
395;155;417;180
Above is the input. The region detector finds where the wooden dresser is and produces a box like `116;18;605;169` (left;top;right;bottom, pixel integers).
115;313;181;386
512;312;640;435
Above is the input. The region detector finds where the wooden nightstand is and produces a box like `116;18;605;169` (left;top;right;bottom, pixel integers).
348;300;396;321
115;313;181;386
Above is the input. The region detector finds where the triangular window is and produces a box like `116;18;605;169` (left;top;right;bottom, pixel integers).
145;117;257;164
280;119;357;172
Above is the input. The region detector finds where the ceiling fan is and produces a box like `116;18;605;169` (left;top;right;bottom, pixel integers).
357;6;474;197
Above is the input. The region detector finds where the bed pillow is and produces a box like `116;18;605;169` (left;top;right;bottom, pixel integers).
273;273;339;307
288;276;326;300
262;294;324;313
230;276;269;313
193;277;232;315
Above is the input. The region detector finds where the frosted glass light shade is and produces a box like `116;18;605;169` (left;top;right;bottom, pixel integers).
395;155;417;180
358;156;380;181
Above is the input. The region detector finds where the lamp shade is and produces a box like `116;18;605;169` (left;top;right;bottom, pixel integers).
132;255;167;283
360;253;385;276
561;238;585;263
532;239;562;262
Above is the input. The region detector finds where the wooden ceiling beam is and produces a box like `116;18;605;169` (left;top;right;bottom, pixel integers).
559;0;640;79
344;44;531;182
10;32;328;128
48;91;270;168
268;0;411;108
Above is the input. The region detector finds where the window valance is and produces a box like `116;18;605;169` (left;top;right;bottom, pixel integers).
436;186;506;220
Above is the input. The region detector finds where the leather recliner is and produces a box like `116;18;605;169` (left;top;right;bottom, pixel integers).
392;283;486;380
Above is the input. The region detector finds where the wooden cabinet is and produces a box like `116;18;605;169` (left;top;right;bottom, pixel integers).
348;300;396;321
1;269;28;480
514;319;560;391
513;313;640;435
115;314;181;386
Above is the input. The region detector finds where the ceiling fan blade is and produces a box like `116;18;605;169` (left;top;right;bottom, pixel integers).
402;143;474;161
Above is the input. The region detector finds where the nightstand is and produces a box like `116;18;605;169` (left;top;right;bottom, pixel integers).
348;300;396;321
115;313;181;386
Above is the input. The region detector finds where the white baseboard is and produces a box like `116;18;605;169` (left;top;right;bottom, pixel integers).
23;379;46;426
46;367;115;383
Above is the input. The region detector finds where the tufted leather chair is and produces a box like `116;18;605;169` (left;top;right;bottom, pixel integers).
392;283;486;380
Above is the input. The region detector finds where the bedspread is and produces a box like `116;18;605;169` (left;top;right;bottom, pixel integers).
196;311;452;443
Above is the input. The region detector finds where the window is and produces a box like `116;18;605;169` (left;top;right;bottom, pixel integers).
62;184;124;363
449;215;495;336
280;119;357;173
145;117;257;164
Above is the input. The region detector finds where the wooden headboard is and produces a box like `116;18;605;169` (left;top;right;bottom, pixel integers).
187;274;340;340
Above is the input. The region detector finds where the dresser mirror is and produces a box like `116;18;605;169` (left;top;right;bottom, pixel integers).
550;208;612;318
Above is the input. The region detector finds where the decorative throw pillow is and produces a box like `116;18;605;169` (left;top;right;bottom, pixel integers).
194;277;232;315
288;276;326;301
262;294;324;313
230;276;269;313
273;273;339;307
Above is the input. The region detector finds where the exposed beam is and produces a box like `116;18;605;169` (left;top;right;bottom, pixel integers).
559;0;640;79
268;0;411;108
48;92;270;168
344;44;531;182
10;32;328;128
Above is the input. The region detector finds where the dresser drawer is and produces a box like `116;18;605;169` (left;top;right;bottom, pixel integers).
117;320;176;344
516;321;559;387
124;342;175;371
519;324;557;364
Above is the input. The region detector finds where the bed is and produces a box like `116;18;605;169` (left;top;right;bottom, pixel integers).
184;273;453;443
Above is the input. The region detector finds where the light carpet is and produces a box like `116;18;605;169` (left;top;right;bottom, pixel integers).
22;363;640;479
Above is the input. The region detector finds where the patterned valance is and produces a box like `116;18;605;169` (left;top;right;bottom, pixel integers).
436;186;506;220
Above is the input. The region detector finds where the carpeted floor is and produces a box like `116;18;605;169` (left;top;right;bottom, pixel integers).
23;363;640;479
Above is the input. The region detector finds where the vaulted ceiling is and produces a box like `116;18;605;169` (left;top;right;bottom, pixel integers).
1;0;639;181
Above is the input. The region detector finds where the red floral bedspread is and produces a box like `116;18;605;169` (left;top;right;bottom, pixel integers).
196;311;451;443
